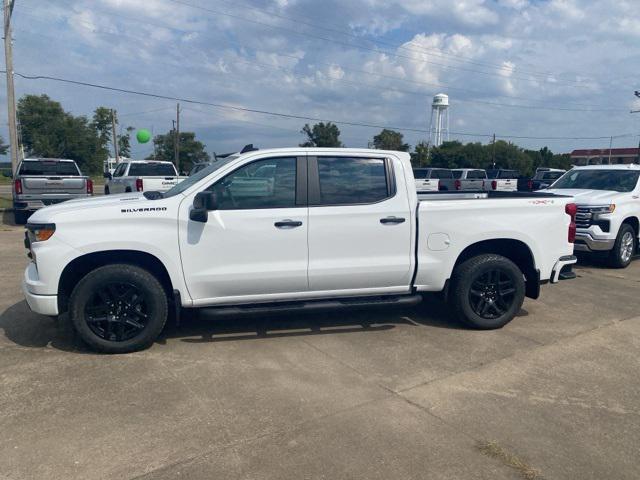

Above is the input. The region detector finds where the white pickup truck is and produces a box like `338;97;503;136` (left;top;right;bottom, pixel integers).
104;160;184;194
485;169;519;192
23;148;577;353
546;164;640;268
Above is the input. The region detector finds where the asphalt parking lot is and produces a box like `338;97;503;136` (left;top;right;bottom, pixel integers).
1;217;639;480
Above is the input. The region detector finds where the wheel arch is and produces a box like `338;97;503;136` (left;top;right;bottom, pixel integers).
621;216;639;236
452;238;539;299
57;250;174;314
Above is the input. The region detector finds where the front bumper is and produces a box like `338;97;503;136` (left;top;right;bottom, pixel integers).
574;232;615;252
22;262;59;316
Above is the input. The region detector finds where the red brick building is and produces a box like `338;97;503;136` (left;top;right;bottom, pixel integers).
570;148;640;166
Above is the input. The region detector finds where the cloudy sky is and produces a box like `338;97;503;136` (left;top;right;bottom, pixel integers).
3;0;640;159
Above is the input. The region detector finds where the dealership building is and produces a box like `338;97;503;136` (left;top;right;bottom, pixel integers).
570;148;640;166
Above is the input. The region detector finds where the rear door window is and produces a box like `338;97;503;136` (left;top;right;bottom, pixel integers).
317;157;390;205
113;163;127;177
128;162;177;176
19;160;80;176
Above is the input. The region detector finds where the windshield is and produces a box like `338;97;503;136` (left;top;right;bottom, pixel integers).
551;169;640;192
19;160;80;176
162;157;239;198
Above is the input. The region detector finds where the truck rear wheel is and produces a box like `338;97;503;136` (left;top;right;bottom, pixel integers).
449;254;525;330
608;223;636;269
69;264;168;353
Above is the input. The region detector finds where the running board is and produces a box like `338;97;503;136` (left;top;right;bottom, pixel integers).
197;294;423;318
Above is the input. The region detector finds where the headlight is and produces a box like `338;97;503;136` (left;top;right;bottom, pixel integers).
588;205;615;215
26;223;56;242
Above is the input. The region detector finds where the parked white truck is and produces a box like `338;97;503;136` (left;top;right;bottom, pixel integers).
546;164;640;268
104;160;183;194
23;148;577;353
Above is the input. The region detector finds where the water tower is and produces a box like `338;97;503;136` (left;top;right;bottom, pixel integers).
429;93;450;147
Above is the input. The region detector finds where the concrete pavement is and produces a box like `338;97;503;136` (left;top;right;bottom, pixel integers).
1;222;639;480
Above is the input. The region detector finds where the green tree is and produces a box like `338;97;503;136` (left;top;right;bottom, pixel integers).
372;129;409;151
299;122;343;147
148;130;210;173
0;135;8;156
411;141;430;167
118;126;135;158
17;94;102;174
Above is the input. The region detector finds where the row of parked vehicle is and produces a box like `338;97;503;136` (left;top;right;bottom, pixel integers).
413;167;566;193
14;146;640;353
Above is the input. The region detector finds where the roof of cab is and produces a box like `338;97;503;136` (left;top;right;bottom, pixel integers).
572;164;640;171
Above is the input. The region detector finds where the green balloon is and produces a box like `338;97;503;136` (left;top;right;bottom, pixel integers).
136;129;151;143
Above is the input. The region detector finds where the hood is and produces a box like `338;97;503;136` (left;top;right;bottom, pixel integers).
543;189;625;205
27;193;166;223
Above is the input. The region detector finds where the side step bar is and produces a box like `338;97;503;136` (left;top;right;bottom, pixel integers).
197;294;423;318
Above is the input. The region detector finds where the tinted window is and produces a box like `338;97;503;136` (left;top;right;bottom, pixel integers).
113;163;127;177
318;157;388;205
128;162;177;177
19;160;80;176
452;170;463;179
543;171;563;180
552;169;640;192
468;170;486;179
497;170;518;179
413;169;428;179
209;157;296;209
430;169;453;179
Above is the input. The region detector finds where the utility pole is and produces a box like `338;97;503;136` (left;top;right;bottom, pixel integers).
175;103;180;173
608;135;613;165
111;109;119;164
633;91;640;164
491;133;496;169
4;0;18;175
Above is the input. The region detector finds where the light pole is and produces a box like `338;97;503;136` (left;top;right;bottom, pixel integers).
3;0;19;175
633;91;640;164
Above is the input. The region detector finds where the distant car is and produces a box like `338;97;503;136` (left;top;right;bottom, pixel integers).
485;169;519;192
104;160;185;194
452;169;487;191
11;158;92;225
531;168;566;190
413;168;456;191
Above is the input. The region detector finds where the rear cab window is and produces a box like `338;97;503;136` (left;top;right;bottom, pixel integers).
468;170;486;179
413;169;428;179
429;169;453;179
19;160;80;176
315;156;392;205
128;162;177;177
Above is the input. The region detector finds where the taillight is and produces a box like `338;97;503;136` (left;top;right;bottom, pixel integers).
491;180;497;190
86;179;93;195
14;179;22;194
565;202;577;243
135;178;144;192
454;179;461;190
437;180;444;191
528;180;533;191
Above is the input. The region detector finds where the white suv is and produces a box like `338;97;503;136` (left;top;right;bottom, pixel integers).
547;164;640;268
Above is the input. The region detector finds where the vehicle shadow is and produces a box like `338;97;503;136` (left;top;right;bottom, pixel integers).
574;252;639;270
2;210;18;227
0;295;474;353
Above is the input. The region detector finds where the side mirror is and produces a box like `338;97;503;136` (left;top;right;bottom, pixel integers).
103;172;112;179
190;191;218;223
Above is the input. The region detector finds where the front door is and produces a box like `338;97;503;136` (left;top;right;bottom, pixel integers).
307;155;413;294
179;156;309;305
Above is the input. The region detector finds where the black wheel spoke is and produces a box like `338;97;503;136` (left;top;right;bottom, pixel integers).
468;268;516;320
84;281;150;342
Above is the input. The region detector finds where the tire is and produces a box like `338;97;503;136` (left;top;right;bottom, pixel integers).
104;186;110;195
69;264;168;353
449;254;525;330
608;223;636;269
13;209;30;225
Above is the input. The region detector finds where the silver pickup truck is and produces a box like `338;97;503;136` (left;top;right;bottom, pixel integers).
12;158;92;224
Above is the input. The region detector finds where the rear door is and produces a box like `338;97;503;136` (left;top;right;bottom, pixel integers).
307;155;413;293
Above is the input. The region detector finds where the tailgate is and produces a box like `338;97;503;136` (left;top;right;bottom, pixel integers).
21;176;86;193
463;179;484;190
139;177;181;192
415;179;439;192
499;179;517;191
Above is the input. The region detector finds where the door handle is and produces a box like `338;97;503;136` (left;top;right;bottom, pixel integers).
380;216;406;225
274;219;303;228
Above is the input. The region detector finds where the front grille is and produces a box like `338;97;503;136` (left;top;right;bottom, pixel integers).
575;207;592;229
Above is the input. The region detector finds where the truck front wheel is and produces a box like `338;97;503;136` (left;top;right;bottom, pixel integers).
449;254;525;330
608;223;636;269
69;264;168;353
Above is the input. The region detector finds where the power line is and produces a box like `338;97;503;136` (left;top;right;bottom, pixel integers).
8;69;639;141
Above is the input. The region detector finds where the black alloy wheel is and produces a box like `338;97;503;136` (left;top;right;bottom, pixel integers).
468;269;516;319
